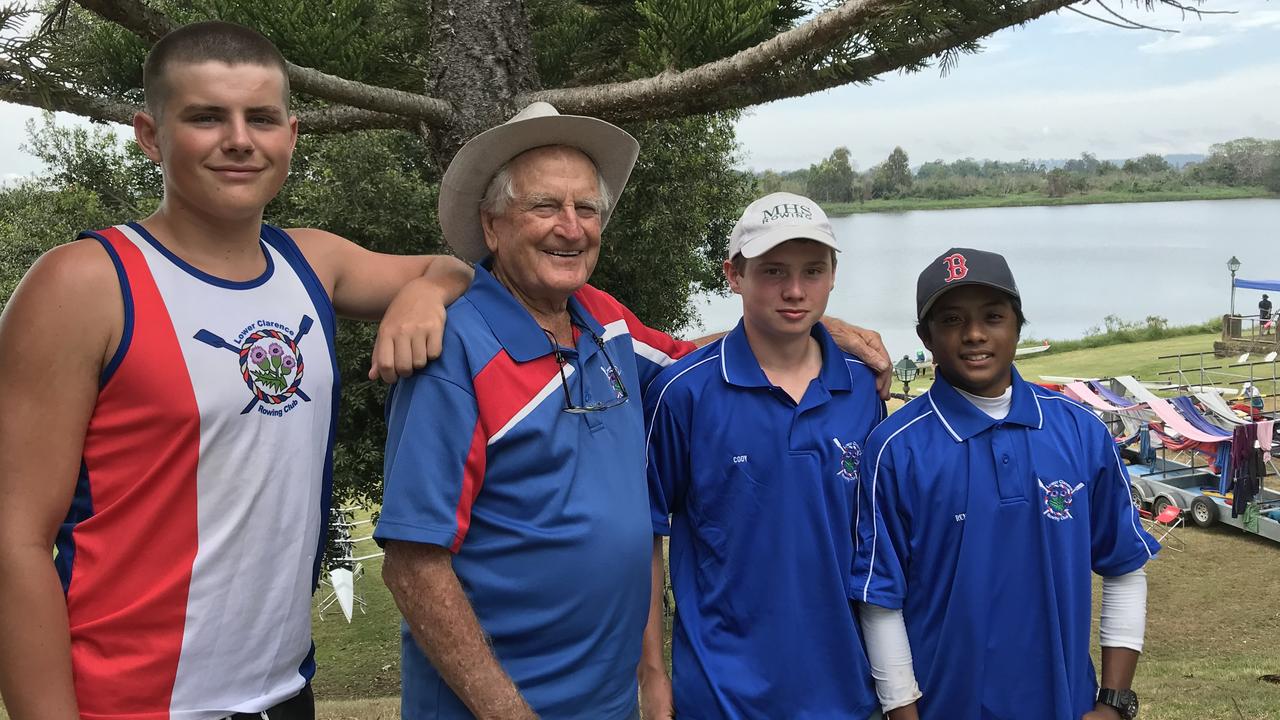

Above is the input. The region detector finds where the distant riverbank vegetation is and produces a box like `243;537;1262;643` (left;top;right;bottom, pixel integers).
1028;315;1223;356
759;138;1280;214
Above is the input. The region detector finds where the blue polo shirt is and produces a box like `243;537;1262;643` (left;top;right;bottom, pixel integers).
853;368;1160;720
376;263;695;720
646;320;883;720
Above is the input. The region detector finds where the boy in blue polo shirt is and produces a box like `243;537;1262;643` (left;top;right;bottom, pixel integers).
638;192;883;720
853;248;1159;720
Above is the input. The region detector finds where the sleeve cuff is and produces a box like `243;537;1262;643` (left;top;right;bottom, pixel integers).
372;520;461;551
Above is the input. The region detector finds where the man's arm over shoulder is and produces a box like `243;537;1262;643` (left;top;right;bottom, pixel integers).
286;228;474;381
288;228;468;320
0;240;121;719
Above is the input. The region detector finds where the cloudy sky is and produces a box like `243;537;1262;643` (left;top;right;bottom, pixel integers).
737;0;1280;170
2;0;1278;181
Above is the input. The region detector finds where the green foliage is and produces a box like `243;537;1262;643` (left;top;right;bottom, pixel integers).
529;0;804;82
1062;152;1102;175
871;146;912;198
24;0;424;107
1264;156;1280;194
634;0;776;71
804;146;856;203
21;114;161;217
1122;153;1171;175
783;137;1279;202
0;183;115;311
1189;137;1280;188
591;113;753;332
0;116;158;313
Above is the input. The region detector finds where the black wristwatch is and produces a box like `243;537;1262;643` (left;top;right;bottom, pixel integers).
1097;688;1139;719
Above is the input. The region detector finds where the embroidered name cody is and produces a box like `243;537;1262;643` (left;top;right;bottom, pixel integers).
761;203;814;223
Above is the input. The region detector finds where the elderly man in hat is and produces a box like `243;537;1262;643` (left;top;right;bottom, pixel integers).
374;103;889;720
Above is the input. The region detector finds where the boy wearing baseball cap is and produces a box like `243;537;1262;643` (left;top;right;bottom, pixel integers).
638;192;883;719
852;248;1159;720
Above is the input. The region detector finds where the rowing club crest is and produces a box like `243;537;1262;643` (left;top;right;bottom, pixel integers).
833;437;861;482
1039;478;1085;521
195;315;314;416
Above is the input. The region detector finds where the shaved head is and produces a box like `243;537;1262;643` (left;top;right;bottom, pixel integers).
144;20;289;118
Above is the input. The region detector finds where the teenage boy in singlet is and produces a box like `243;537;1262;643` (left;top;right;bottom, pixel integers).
0;21;470;719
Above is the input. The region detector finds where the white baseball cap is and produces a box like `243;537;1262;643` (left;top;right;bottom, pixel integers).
728;191;839;259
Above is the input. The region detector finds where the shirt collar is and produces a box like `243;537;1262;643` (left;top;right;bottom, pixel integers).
718;319;852;393
927;365;1043;442
466;260;606;363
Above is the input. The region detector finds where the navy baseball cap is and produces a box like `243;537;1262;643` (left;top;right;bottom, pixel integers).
916;248;1020;322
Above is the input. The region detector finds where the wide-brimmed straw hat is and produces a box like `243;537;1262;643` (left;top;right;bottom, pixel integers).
438;102;640;263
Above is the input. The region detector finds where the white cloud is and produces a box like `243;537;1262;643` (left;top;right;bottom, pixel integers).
736;63;1280;169
1138;33;1224;53
1229;9;1280;30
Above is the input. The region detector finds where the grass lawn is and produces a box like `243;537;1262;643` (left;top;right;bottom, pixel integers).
1015;332;1230;387
309;525;1280;719
1114;526;1280;719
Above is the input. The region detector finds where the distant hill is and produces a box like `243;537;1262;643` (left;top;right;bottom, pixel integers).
1161;154;1206;169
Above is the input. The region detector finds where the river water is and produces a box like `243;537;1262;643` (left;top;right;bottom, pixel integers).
691;198;1280;359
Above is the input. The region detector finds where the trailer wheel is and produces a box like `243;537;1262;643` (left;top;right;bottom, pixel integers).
1129;485;1144;510
1152;496;1174;517
1189;496;1218;528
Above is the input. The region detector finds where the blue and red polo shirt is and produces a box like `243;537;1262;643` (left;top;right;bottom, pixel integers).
853;367;1160;720
375;263;695;720
646;320;884;719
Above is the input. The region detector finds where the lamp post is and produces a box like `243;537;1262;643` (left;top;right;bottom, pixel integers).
1228;255;1241;316
893;355;919;399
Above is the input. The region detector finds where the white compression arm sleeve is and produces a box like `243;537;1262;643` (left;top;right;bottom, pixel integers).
858;604;922;712
1099;567;1148;651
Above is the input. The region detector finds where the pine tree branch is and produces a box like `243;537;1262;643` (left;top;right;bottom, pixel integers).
0;67;136;123
0;79;414;134
68;0;455;126
300;105;417;133
524;0;902;116
550;0;1084;122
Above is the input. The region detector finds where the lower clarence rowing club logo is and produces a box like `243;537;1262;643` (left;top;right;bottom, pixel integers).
1039;478;1085;521
833;437;861;482
195;315;314;416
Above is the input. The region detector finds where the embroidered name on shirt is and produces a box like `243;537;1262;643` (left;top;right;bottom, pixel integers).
733;455;748;463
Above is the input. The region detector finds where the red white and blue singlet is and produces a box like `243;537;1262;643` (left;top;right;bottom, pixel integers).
57;223;339;719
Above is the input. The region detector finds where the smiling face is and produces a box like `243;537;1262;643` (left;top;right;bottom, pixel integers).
134;60;297;224
919;284;1020;398
725;239;836;345
481;146;605;312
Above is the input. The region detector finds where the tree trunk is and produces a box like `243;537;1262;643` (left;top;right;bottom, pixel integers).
426;0;542;169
